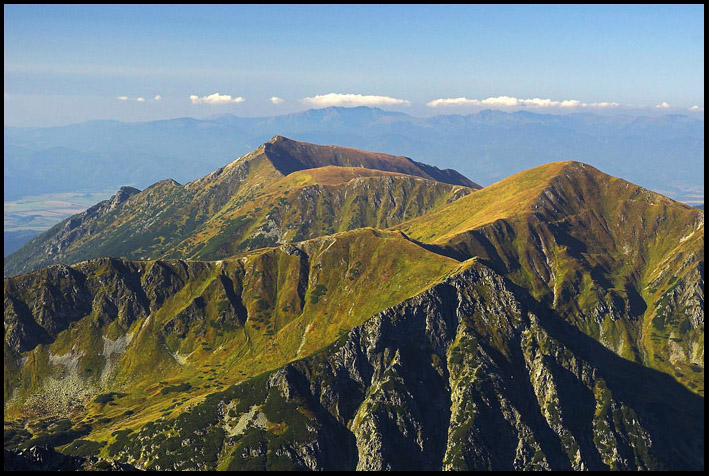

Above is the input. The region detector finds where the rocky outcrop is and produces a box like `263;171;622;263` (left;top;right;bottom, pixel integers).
105;262;703;470
399;161;705;394
4;444;140;471
3;155;703;471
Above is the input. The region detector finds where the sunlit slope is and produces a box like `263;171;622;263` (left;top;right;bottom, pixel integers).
399;161;571;242
168;166;470;260
3;146;283;276
4;159;703;470
4;136;476;277
4;228;461;419
397;161;705;393
6;258;703;471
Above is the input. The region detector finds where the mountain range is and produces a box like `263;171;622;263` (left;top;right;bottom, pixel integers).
4;136;476;277
4;107;704;205
4;137;704;471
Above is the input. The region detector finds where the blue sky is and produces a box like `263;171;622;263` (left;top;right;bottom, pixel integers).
4;4;704;126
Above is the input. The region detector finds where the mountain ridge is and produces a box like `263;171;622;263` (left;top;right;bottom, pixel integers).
261;135;479;188
4;255;702;470
396;160;704;393
4;136;477;277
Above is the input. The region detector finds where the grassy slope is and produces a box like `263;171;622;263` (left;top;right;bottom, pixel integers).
397;161;705;393
167;166;471;260
5;139;475;277
4;229;461;442
398;161;569;243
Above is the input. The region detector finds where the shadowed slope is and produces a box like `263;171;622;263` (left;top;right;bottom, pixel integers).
12;260;699;471
3;159;703;471
263;135;480;188
167;166;471;260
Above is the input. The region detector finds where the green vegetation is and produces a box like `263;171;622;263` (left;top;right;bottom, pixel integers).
3;144;703;471
310;284;327;304
63;439;107;457
5;138;474;277
396;161;704;394
225;385;316;471
93;392;126;405
10;419;91;451
159;383;192;395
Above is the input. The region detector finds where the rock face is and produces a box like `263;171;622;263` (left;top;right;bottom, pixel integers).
3;229;461;411
4;445;139;471
102;262;703;470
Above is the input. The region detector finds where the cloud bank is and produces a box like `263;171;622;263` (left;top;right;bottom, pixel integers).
426;96;619;109
301;93;410;108
655;101;671;109
690;105;704;111
270;96;284;105
190;93;245;105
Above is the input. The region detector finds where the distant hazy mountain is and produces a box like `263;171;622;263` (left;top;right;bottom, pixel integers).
4;107;704;204
3;230;41;257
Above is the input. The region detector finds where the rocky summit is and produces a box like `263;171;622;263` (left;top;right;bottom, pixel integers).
3;138;704;471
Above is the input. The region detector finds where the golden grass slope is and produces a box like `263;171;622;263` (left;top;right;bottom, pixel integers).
396;161;704;393
168;166;471;260
4;228;462;424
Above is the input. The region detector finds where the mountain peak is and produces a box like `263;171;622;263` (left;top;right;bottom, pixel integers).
109;186;141;209
398;158;701;248
268;134;288;143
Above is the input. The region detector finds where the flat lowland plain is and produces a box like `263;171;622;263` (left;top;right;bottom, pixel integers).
4;190;116;232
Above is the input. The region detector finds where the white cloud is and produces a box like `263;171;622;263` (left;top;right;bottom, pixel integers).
690;105;704;111
301;93;410;107
482;96;522;107
656;101;671;109
190;93;245;105
427;96;621;109
154;95;162;101
117;95;148;102
425;97;477;107
560;99;583;108
270;96;284;105
588;101;620;108
523;97;558;108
